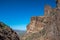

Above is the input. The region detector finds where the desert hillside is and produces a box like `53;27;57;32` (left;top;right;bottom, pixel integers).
0;22;20;40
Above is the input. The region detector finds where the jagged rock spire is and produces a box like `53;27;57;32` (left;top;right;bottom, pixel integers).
56;0;58;3
56;0;60;9
56;0;58;7
56;0;60;3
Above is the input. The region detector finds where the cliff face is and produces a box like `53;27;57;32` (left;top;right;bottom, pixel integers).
27;5;53;34
0;22;20;40
22;0;60;40
27;16;45;33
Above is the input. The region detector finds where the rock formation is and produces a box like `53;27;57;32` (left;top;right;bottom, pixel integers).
22;0;60;40
27;16;45;33
0;22;20;40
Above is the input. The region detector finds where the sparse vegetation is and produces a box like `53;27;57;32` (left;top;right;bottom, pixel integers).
25;28;46;40
0;22;7;29
0;22;20;40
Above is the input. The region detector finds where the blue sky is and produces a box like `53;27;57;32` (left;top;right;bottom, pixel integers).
0;0;56;30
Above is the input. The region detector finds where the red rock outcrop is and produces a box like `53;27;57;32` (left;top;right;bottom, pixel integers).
22;0;60;40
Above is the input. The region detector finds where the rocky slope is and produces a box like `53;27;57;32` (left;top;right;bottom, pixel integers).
0;22;20;40
22;0;60;40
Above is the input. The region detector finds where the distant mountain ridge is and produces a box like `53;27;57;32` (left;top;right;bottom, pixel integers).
14;30;26;36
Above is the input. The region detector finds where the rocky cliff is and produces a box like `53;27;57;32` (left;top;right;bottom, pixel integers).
27;16;45;33
22;0;60;40
0;22;20;40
